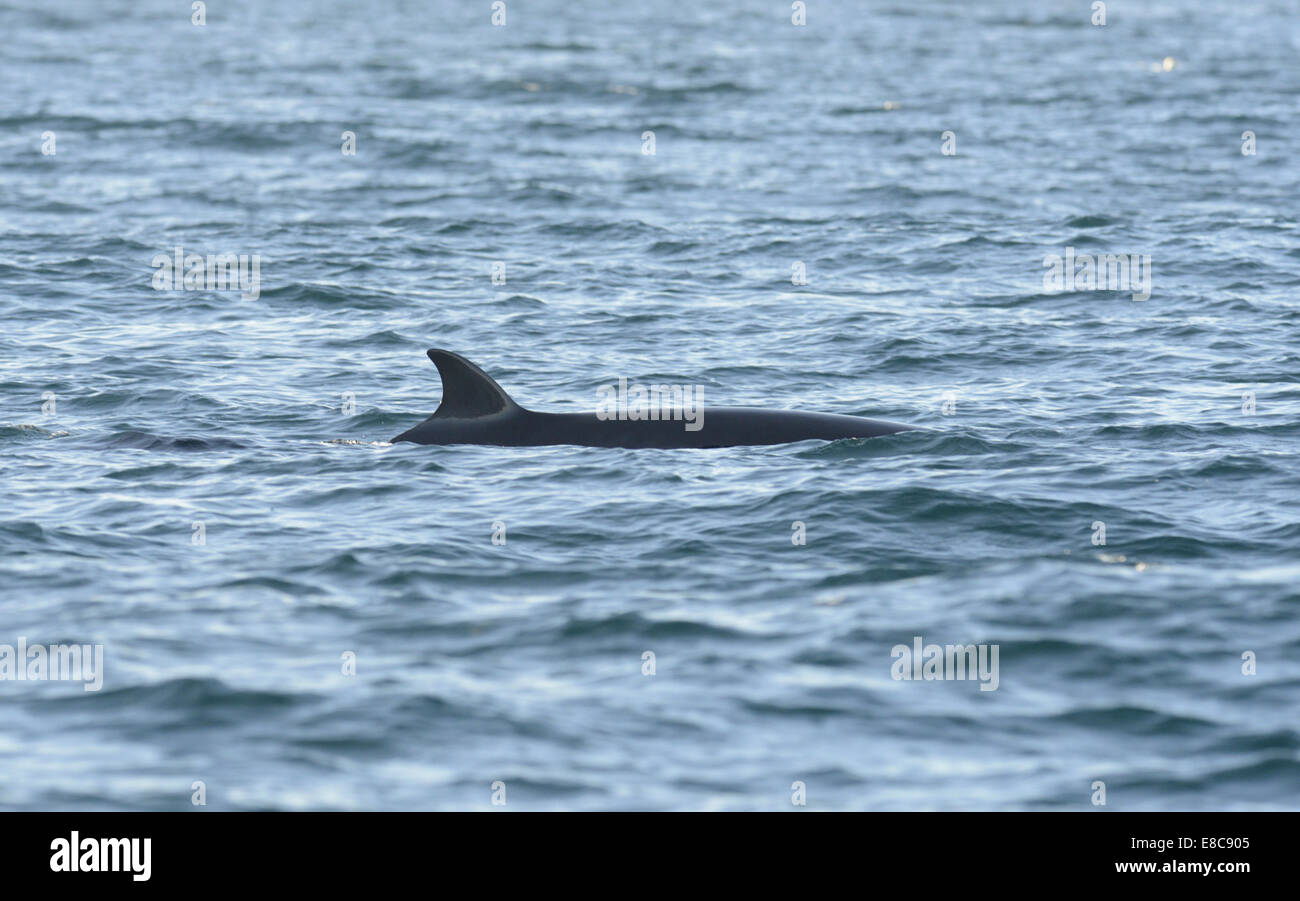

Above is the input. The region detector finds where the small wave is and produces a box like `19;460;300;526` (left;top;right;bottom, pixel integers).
0;423;69;441
99;431;251;451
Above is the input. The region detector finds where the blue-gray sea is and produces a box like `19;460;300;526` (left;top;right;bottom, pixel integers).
1;0;1298;811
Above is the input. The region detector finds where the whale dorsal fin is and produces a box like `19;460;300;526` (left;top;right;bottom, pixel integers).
426;349;520;419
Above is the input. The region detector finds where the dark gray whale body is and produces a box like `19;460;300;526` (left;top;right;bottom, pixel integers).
390;349;921;448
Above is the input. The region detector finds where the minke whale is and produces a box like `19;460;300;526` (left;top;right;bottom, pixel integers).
390;349;921;448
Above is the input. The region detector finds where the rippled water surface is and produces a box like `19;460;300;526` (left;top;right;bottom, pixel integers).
1;0;1298;810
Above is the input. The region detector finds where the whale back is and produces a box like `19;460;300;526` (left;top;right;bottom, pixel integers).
391;349;921;446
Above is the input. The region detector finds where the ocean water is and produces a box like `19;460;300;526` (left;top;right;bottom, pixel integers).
1;0;1298;811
